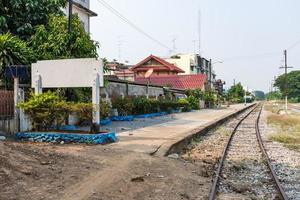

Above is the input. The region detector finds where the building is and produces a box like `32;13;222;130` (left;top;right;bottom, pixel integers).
214;79;225;95
106;61;134;81
131;55;185;78
165;54;199;75
64;0;97;32
135;74;207;91
164;54;216;88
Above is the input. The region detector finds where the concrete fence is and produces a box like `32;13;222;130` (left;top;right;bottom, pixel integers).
101;77;185;100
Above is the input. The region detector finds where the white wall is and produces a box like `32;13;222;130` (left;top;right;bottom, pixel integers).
64;3;90;32
165;54;197;75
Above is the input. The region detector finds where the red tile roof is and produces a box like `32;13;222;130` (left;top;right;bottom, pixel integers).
131;55;185;73
135;74;207;90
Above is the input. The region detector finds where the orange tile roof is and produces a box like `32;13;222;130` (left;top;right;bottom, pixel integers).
135;74;207;90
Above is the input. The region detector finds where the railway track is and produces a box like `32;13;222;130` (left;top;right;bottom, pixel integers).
209;104;288;200
288;104;300;111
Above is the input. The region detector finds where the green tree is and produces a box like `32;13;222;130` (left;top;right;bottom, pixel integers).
274;71;300;102
186;88;204;100
0;33;34;76
0;0;66;39
266;91;282;101
227;83;245;103
30;15;99;60
204;89;218;107
253;90;265;100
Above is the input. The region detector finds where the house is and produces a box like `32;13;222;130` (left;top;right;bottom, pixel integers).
64;0;97;32
135;74;207;91
131;55;185;78
106;61;134;81
164;54;216;88
164;54;199;75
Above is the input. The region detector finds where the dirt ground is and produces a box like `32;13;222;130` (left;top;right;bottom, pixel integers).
0;140;214;200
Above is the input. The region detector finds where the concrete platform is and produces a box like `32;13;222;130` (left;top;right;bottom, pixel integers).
109;103;255;155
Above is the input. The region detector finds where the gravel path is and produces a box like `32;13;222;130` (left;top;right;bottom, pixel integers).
260;107;300;200
218;107;279;199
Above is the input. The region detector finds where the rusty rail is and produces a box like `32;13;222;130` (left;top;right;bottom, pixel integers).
255;105;288;200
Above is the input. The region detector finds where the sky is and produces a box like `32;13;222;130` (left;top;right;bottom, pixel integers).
90;0;300;92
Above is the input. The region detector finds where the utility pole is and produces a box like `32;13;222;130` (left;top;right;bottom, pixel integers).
68;0;73;33
279;50;293;112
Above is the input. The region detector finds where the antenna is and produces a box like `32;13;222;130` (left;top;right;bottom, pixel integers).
198;10;201;55
192;40;196;54
117;36;122;62
171;37;177;54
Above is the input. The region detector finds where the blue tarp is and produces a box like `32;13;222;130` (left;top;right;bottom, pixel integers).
4;66;29;78
111;115;134;121
15;132;118;144
58;125;77;131
100;118;112;126
133;112;168;118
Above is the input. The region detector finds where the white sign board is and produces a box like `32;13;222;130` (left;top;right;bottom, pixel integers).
31;58;103;88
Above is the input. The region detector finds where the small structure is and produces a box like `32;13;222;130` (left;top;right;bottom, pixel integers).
31;58;103;125
135;74;207;91
131;55;185;77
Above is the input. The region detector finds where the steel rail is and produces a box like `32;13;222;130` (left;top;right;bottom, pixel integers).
209;103;288;200
288;104;300;110
208;104;259;200
255;105;288;200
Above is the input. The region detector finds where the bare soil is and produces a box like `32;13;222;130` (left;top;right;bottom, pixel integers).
0;141;212;200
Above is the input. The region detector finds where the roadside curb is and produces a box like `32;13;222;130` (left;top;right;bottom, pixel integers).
155;103;256;157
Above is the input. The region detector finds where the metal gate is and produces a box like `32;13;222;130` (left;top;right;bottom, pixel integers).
0;90;14;119
0;90;15;134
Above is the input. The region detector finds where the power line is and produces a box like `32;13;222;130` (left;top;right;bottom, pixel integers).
222;51;281;62
287;38;300;50
95;0;172;51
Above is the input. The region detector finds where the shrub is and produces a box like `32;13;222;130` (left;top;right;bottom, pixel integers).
18;91;67;131
159;100;188;112
100;99;111;119
187;96;200;110
132;97;152;115
132;97;163;114
70;99;111;125
204;90;218;107
70;103;93;125
178;98;192;112
18;91;111;130
186;89;204;99
112;97;133;116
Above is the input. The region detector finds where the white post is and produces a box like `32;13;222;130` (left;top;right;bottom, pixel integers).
13;77;19;132
34;73;42;94
92;72;100;124
285;96;288;112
